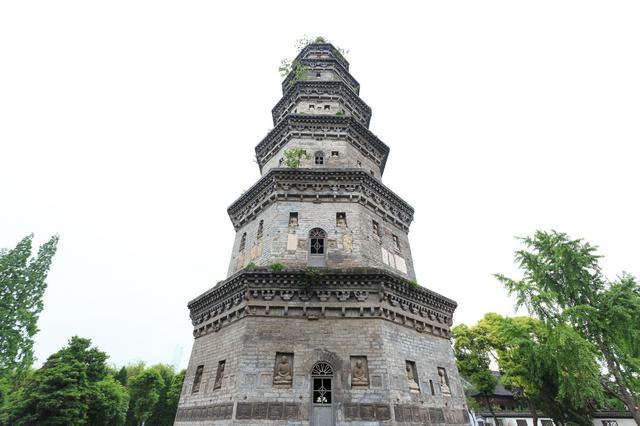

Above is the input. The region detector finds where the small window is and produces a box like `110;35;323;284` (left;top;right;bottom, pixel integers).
429;379;435;395
192;365;204;393
289;212;298;227
315;151;324;165
331;151;339;157
516;421;528;426
392;235;401;252
309;104;315;110
213;360;225;390
370;170;375;177
357;160;362;167
239;232;247;252
336;213;347;227
324;105;330;110
316;72;321;78
257;220;264;239
541;421;554;426
279;157;284;166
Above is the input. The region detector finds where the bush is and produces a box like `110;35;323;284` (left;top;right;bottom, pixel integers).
269;262;285;272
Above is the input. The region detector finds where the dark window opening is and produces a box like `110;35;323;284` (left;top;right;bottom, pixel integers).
239;232;247;252
357;161;362;167
192;365;204;393
331;151;339;157
315;151;324;165
336;212;347;226
313;378;332;404
516;421;528;426
213;360;225;390
257;220;264;239
309;228;326;255
309;104;315;110
316;72;321;78
370;170;375;177
324;105;330;110
429;379;435;395
311;362;333;405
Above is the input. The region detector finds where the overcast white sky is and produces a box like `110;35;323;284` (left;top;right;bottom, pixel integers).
1;1;639;370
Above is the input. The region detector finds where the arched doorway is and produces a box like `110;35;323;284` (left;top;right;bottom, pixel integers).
308;228;327;267
311;362;334;426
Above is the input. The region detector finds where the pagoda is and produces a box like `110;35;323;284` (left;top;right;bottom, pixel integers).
175;40;468;426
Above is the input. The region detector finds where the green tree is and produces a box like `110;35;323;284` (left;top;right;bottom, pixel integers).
490;314;602;426
282;148;310;168
165;369;185;422
2;336;110;426
87;376;129;426
454;313;604;426
496;231;640;425
452;321;499;421
127;368;164;426
115;366;128;387
146;364;176;426
0;234;59;388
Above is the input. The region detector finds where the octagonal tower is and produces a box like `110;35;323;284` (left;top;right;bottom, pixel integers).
175;41;469;426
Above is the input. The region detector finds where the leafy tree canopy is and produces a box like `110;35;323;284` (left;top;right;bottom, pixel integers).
496;231;640;424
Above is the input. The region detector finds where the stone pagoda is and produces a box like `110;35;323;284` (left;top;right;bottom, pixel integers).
175;41;468;426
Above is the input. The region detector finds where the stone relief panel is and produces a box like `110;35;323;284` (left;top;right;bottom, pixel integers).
273;352;293;387
406;360;420;392
350;356;369;388
438;366;452;396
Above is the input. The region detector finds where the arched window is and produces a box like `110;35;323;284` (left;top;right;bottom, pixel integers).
314;151;324;165
311;362;333;405
256;220;264;239
239;232;247;252
309;228;326;255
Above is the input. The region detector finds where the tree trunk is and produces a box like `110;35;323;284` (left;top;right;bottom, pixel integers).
484;395;499;426
600;344;640;426
529;400;538;426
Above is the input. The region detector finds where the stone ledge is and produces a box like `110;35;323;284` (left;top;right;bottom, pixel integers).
187;268;457;340
226;168;413;231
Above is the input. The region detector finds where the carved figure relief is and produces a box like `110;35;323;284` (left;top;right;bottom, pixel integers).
438;367;451;396
350;356;369;388
273;353;293;386
406;361;420;392
288;212;298;228
213;360;225;390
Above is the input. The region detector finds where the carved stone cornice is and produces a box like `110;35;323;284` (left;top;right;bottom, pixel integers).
282;58;360;95
272;81;372;127
254;115;389;174
294;43;350;70
226;168;414;232
187;268;457;340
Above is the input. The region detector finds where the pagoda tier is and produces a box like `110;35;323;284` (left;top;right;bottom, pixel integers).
255;115;389;177
272;81;372;128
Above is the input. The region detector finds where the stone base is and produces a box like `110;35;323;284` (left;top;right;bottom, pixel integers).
175;270;467;425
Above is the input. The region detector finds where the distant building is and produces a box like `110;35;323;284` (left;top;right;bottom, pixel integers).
466;372;635;426
173;41;468;425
